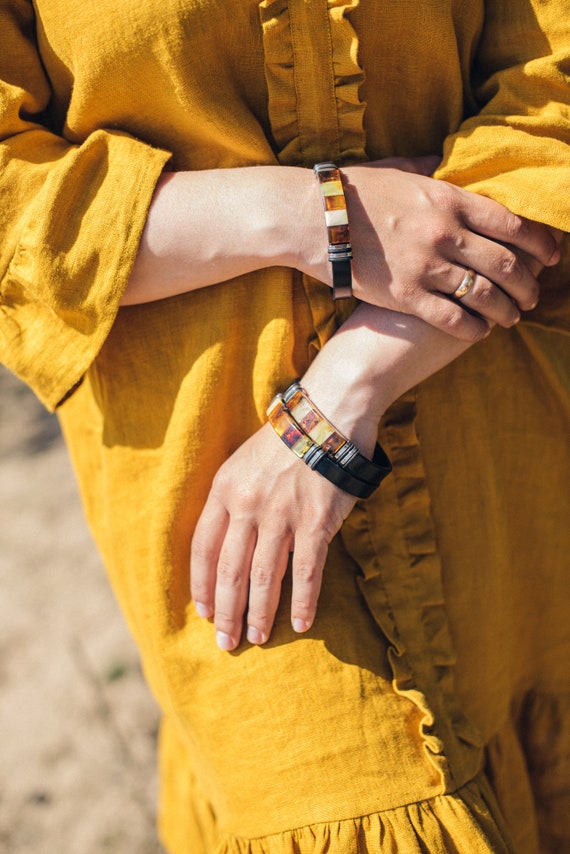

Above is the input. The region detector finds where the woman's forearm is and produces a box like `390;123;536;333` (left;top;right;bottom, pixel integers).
121;167;317;305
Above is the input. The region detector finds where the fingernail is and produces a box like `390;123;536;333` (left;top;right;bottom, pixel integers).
216;631;234;651
194;601;212;618
292;618;309;633
246;626;265;645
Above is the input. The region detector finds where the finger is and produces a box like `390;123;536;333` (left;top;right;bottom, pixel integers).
213;522;257;651
411;290;490;342
447;269;520;328
246;531;292;645
511;247;543;278
190;495;229;619
290;534;329;633
457;191;560;268
452;230;540;311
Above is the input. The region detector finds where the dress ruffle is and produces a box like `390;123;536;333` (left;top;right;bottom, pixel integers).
342;392;484;790
327;0;368;163
259;0;366;166
215;774;513;854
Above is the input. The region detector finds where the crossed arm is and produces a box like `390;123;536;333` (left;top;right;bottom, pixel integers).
123;157;561;651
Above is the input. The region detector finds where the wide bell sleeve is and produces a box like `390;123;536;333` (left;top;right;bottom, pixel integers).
433;0;570;332
0;1;171;409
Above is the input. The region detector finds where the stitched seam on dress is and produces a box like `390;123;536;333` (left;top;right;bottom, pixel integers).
323;2;342;162
288;6;306;164
217;772;500;847
288;0;342;164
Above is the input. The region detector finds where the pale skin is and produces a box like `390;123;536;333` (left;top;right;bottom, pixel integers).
123;157;562;651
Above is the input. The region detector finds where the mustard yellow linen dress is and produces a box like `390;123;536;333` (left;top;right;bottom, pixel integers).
1;2;569;852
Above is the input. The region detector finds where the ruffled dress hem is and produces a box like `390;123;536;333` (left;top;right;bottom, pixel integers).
211;773;514;854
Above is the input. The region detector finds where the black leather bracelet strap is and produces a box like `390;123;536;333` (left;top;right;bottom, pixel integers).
329;257;352;300
311;452;378;499
336;441;392;485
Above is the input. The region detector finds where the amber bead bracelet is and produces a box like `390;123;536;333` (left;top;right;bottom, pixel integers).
313;162;353;300
266;383;392;499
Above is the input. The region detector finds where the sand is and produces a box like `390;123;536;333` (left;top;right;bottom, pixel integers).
0;365;165;853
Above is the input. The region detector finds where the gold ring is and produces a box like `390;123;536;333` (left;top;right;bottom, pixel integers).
454;269;475;299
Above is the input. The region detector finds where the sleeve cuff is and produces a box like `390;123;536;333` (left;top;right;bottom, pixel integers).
0;131;172;410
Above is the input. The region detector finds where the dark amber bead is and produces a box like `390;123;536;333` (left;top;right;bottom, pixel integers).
328;224;350;244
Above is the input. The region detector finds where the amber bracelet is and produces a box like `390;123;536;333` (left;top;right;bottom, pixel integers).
282;382;392;486
266;396;378;499
313;162;353;300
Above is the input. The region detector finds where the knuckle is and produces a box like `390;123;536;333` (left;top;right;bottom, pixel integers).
210;469;259;513
216;559;243;588
496;251;520;280
210;466;229;492
430;221;455;250
472;280;496;309
250;563;275;588
294;561;320;585
502;211;525;241
442;309;483;343
310;507;340;539
321;521;341;543
307;511;328;536
397;279;422;311
441;308;465;334
430;180;457;210
234;482;259;514
191;535;217;565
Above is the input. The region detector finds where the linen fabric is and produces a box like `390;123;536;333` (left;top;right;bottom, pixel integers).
1;1;569;852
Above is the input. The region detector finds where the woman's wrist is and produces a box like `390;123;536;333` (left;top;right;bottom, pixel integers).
299;300;474;458
300;316;391;457
279;166;331;280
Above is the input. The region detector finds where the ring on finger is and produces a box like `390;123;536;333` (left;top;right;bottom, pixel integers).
453;269;476;299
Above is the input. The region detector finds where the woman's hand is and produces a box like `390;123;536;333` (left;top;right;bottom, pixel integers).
296;161;561;341
189;305;392;653
190;423;359;651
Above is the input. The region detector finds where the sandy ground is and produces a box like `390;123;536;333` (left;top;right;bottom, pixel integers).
0;365;165;853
